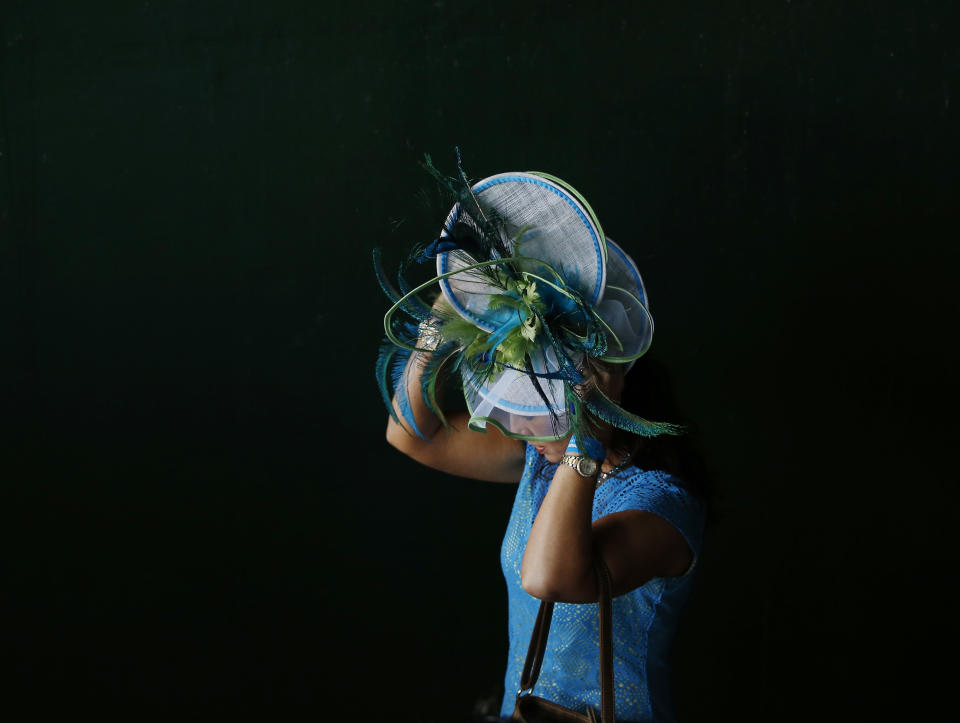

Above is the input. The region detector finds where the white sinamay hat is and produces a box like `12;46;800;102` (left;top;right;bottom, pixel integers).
378;164;676;442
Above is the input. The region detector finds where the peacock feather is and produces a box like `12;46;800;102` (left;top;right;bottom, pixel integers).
584;386;685;438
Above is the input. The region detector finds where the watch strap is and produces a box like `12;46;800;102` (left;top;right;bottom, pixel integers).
561;454;599;478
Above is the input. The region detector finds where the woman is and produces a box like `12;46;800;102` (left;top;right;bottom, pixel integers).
377;166;708;722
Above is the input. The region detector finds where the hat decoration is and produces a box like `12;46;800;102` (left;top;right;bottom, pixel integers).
375;153;682;442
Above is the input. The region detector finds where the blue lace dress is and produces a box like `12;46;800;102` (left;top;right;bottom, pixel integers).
499;443;706;722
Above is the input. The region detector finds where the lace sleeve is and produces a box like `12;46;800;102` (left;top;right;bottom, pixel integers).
594;469;707;576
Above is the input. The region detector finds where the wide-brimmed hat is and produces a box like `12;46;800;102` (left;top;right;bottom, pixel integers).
376;162;678;442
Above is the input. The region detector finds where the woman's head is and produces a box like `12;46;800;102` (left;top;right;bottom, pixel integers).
378;163;678;455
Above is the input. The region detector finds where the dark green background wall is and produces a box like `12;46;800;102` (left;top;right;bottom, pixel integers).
3;1;957;720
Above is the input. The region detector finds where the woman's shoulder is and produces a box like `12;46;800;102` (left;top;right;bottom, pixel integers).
597;466;706;526
620;466;696;494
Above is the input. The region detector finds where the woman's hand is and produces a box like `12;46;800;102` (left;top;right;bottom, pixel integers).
385;293;526;483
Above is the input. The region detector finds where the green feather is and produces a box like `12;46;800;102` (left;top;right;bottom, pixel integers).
495;328;536;367
439;315;484;346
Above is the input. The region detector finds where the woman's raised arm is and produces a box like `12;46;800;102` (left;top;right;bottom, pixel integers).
519;369;694;602
385;322;525;483
519;464;693;602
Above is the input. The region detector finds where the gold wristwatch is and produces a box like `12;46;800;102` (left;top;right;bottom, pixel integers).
560;454;600;478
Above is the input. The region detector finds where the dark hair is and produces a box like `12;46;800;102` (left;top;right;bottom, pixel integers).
603;353;718;524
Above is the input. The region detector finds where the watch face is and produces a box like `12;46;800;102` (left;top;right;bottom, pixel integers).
577;457;599;476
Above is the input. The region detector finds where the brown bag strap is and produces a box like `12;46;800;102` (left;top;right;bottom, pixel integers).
596;559;614;723
517;558;616;723
518;597;554;692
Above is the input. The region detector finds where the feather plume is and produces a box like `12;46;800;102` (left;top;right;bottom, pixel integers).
373;247;402;304
395;255;431;321
375;340;406;426
584;386;684;438
390;351;427;439
418;342;460;428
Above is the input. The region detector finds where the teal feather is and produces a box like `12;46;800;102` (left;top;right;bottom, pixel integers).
421;152;461;198
418;341;460;428
421;150;516;264
396;260;432;320
584;386;684;438
374;248;430;322
375;336;428;439
373;248;402;304
391;350;427;439
375;339;405;426
564;384;602;444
